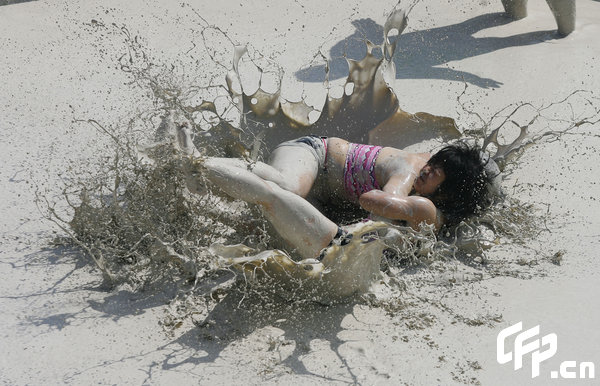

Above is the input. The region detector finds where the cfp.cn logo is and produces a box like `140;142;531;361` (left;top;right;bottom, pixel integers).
497;322;595;379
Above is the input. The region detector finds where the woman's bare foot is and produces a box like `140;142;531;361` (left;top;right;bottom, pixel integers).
176;122;203;158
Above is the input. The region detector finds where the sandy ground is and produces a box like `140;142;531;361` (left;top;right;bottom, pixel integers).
1;0;599;384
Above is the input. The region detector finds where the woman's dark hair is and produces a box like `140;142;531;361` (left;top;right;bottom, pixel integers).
426;142;493;226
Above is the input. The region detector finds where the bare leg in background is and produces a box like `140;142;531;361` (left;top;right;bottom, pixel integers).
500;0;576;36
546;0;575;36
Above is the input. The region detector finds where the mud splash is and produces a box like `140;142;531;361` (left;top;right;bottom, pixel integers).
45;5;599;308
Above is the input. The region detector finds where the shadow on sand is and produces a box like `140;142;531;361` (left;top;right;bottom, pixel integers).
154;285;364;383
0;0;37;6
16;244;368;382
7;245;180;332
296;13;558;89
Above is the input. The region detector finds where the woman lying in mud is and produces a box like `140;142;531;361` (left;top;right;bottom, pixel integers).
198;132;497;261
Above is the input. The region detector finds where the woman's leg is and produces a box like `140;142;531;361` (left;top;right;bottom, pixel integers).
204;158;338;260
206;147;319;198
176;121;320;197
263;145;320;197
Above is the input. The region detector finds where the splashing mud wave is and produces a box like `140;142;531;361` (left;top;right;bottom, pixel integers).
46;7;600;308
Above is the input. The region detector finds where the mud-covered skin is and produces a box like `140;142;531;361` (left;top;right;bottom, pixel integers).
325;137;432;198
359;191;442;231
204;157;338;260
326;137;443;229
203;135;445;232
202;137;446;264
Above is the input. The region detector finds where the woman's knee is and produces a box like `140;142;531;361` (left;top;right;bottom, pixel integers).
290;174;315;197
273;179;303;196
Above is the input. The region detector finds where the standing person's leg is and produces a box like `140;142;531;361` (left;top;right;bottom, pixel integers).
546;0;575;36
204;158;338;260
501;0;528;20
501;0;576;36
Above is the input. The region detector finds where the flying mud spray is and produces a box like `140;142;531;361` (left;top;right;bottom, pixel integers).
40;2;600;332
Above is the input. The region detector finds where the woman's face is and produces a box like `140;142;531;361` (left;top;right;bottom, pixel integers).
414;164;446;196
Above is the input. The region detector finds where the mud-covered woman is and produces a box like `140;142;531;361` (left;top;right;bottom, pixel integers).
192;131;498;261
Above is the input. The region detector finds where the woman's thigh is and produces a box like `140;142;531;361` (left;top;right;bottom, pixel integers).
260;145;320;197
205;147;319;198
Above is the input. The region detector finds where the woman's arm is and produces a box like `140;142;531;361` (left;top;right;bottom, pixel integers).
358;190;441;230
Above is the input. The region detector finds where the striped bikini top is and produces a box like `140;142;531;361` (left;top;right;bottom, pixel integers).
343;143;383;202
